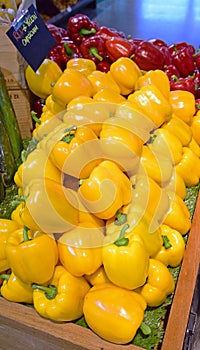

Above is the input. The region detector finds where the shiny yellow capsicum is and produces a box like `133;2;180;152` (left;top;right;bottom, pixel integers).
78;160;132;220
58;222;104;277
83;283;147;344
52;68;93;107
25;58;62;98
45;94;64;114
163;192;191;235
135;69;170;99
66;57;96;76
85;266;110;286
109;57;142;95
93;87;126;103
1;272;33;304
169;90;196;125
0;219;19;272
102;225;149;290
6;226;58;284
32;265;90;322
191;113;200;145
164;170;187;200
128;85;172;128
87;70;121;95
162;114;192;146
152;224;185;267
139;258;175;307
176;146;200;187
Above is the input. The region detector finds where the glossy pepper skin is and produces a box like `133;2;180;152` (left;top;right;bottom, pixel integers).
135;69;171;99
128;85;172;128
22;178;79;234
102;226;149;290
162;114;192;146
169;90;196;125
80;35;106;64
66;57;96;76
83;283;147;344
58;222;103;277
139;258;175;307
67;13;98;45
25;58;62;99
175;147;200;187
0;219;19;272
191;113;200;145
48;40;82;70
153;224;185;267
1;272;33;304
96;25;125;41
78;160;132;220
170;75;196;95
105;37;136;62
87;70;121;95
52;68;93;107
32;265;90;322
6;226;58;284
172;46;195;77
133;41;165;71
109;57;142;95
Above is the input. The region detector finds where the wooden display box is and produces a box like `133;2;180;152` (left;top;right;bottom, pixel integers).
0;192;200;350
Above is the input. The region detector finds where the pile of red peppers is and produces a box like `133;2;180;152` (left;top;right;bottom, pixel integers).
45;13;200;104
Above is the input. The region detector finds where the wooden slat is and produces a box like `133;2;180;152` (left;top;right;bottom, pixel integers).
162;191;200;350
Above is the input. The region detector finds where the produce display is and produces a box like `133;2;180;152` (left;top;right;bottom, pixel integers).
1;12;200;350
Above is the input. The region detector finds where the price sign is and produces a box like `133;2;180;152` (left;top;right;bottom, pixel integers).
6;4;56;71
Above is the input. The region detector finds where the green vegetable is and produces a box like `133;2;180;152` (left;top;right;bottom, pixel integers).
0;120;17;186
0;70;22;167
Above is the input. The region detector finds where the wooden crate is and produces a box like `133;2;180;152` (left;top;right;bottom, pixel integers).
0;24;33;139
0;192;200;350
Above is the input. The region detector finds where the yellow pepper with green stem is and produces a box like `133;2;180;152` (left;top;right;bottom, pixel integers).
32;265;90;322
135;69;171;99
0;219;19;272
1;272;33;304
175;146;200;187
169;90;196;125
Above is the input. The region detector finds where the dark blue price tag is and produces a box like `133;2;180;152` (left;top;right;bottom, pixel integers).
6;4;56;71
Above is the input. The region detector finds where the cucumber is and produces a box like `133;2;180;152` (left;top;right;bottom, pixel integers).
0;69;22;166
0;120;17;186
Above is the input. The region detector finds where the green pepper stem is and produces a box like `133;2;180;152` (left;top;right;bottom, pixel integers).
31;111;41;125
23;226;30;242
0;274;10;281
114;223;129;246
64;43;75;57
162;235;172;249
171;74;179;82
32;284;57;300
114;211;127;226
140;321;151;335
79;27;96;36
89;47;103;61
62;125;77;143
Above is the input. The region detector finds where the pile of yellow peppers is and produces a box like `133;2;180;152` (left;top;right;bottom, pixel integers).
1;55;200;345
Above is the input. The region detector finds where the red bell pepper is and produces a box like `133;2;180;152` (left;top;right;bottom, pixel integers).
80;35;106;63
96;26;125;41
133;41;165;70
96;59;111;72
172;46;195;77
46;23;68;42
48;39;82;70
170;75;196;95
105;37;136;62
159;46;173;66
67;14;98;45
148;38;168;48
193;50;200;70
164;64;181;80
168;42;195;56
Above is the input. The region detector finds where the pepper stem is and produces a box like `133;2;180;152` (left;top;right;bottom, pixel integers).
162;235;172;249
79;27;96;36
64;43;75;57
140;321;151;335
0;274;10;281
31;111;41;125
89;47;103;61
23;226;30;242
114;223;129;246
32;284;57;300
62;125;77;143
114;211;127;226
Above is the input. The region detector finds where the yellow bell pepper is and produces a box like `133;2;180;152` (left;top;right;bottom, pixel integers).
139;258;175;307
52;68;93;108
1;272;33;304
102;225;149;290
147;127;183;165
66;57;96;76
163;192;191;235
128;85;172;128
0;219;19;272
169;90;196;125
83;282;147;344
32;265;90;322
67;96;93;110
164;170;187;200
58;222;104;277
189;137;200;157
6;226;58;284
109;57;142;95
33;114;63;142
87;70;121;95
22;178;79;234
11;203;24;227
78;160;132;220
48;124;101;178
93;87;126;103
140;145;173;186
176;147;200;186
85;266;110;286
135;69;170;99
153;224;185;267
162;114;192;146
25;58;62;98
14;148;62;188
191;114;200;145
45;94;64;114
